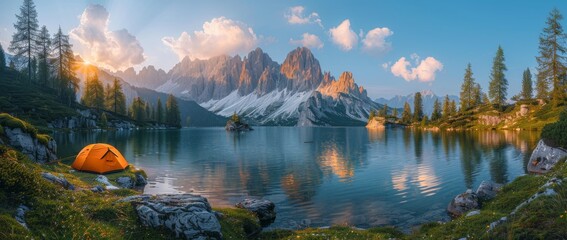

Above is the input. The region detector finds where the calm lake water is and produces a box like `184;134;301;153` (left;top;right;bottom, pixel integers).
54;127;540;230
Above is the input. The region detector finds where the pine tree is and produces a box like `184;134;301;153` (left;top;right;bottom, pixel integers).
392;108;398;119
488;46;508;107
166;94;181;128
536;8;566;105
401;102;412;124
145;102;151;121
129;97;146;122
52;27;78;104
379;104;388;117
9;0;40;82
368;109;375;120
431;98;441;121
231;112;240;123
413;92;423;122
521;68;533;100
30;56;37;82
156;97;163;124
37;25;51;87
460;63;478;111
442;95;451;119
449;100;457;115
473;83;482;106
81;72;104;109
104;78;126;114
0;43;6;73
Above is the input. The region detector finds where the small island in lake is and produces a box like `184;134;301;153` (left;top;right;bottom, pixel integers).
225;112;253;132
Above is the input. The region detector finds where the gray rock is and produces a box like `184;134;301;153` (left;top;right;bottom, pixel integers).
41;172;75;190
447;189;479;218
121;194;222;239
91;185;105;193
95;175;119;190
3;127;57;163
527;140;567;174
236;198;276;226
135;173;148;186
14;205;29;229
476;181;502;201
465;210;480;217
116;176;134;189
225;120;253;132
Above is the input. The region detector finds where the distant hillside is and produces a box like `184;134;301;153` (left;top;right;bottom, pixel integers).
75;65;226;127
375;90;459;116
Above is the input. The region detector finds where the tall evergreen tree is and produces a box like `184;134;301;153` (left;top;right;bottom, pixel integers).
521;68;533;100
536;8;566;105
488;46;508;107
460;64;477;111
431;98;442;121
379;104;388;117
401;102;412;124
0;43;6;73
105;78;126;114
52;27;78;104
368;109;375;120
156;97;164;124
392;108;398;119
473;83;482;106
9;0;40;82
81;72;104;109
449;100;457;115
413;92;423;122
37;25;51;87
442;95;451;118
129;97;146;122
166;94;181;128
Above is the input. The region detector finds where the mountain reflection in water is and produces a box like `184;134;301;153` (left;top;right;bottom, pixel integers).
54;127;539;230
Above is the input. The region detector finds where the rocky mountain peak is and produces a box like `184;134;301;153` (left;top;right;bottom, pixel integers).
317;71;366;99
280;47;323;92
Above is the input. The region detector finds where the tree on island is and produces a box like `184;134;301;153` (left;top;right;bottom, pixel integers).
401;102;412;124
413;92;423;122
392;108;398;119
536;8;566;105
379;104;388;117
521;68;533;100
488;46;508;108
368;110;375;120
9;0;40;82
231;112;241;124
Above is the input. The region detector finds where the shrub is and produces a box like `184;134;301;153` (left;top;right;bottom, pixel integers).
541;110;567;148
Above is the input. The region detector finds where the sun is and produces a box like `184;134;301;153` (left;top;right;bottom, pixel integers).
83;60;91;66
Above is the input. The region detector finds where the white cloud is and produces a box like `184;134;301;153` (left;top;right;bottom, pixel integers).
329;19;358;51
162;17;258;60
70;4;145;71
290;33;323;49
285;6;322;27
362;27;393;53
391;55;443;82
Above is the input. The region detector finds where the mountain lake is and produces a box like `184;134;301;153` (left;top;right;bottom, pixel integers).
54;127;540;231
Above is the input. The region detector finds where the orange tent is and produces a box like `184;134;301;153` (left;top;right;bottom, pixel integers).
71;143;129;174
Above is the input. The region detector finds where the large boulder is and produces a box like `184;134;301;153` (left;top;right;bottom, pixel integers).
116;177;134;189
475;181;502;201
3;127;57;163
121;194;222;240
447;189;479;218
236;198;276;226
527;139;567;173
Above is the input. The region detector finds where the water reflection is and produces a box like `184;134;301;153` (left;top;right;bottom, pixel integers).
53;127;539;230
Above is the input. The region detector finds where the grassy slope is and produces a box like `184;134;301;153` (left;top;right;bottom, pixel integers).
436;100;561;130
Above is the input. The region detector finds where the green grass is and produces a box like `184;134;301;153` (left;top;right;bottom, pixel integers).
259;226;404;240
411;161;567;239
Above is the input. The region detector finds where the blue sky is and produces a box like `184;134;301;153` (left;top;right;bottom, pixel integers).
1;0;566;99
